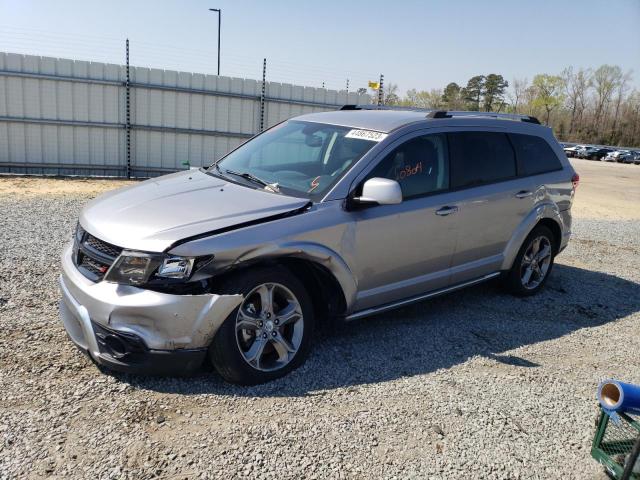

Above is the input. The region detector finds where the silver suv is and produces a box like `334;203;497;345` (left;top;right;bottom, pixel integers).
59;108;577;384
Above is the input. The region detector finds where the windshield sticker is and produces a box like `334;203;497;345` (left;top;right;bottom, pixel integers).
344;129;388;142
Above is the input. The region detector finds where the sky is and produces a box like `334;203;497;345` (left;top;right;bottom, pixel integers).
1;0;639;95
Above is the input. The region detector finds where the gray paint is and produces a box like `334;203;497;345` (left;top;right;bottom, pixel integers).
61;109;575;358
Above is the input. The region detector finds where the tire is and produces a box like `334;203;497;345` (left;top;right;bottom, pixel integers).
208;266;315;385
503;225;556;297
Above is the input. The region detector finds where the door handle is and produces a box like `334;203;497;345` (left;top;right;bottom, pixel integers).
515;190;533;199
435;206;459;216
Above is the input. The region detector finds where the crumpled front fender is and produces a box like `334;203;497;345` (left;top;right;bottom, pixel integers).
229;241;359;310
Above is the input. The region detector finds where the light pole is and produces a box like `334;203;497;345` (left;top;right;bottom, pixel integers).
209;8;221;75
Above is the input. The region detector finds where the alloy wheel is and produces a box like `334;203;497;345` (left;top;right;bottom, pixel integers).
235;282;304;372
520;235;552;290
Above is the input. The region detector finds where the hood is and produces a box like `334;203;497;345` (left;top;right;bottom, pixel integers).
80;169;310;252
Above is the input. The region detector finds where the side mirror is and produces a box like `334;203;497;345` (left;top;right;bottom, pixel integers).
353;177;402;205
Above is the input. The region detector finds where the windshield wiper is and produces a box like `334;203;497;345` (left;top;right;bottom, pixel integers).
210;162;226;178
223;168;280;193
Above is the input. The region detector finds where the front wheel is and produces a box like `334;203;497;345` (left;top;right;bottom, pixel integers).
208;266;314;385
503;225;556;296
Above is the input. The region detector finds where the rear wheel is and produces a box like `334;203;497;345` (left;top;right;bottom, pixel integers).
208;266;314;385
504;225;556;296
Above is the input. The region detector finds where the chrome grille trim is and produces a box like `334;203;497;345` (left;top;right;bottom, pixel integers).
73;225;123;281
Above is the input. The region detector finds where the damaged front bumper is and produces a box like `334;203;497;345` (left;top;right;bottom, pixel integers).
58;243;242;375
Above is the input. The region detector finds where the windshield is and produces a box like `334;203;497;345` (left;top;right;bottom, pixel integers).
208;120;378;200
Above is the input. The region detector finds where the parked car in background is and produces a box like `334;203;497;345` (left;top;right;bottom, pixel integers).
579;147;614;160
604;150;632;162
564;145;586;157
59;108;577;384
576;146;599;159
622;150;640;164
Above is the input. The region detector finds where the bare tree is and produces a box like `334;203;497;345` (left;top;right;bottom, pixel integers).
562;67;592;135
509;78;528;114
592;65;623;134
384;83;400;105
626;90;640;145
610;70;633;140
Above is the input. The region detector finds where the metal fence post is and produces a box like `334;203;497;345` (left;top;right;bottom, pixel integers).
378;74;384;106
125;39;131;178
259;58;266;132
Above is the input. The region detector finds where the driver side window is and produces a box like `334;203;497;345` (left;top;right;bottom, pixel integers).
366;134;449;199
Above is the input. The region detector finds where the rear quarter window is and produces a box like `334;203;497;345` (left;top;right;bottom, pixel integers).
509;133;563;176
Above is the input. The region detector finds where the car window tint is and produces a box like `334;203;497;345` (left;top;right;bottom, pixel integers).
448;132;516;188
366;134;449;199
510;133;563;176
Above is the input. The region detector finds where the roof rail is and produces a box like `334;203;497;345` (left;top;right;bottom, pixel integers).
426;110;541;124
339;104;432;112
339;106;542;124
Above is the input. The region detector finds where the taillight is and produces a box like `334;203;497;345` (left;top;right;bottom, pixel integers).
571;173;580;189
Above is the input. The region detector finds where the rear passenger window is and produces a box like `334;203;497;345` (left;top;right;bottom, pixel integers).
509;133;563;176
448;132;516;189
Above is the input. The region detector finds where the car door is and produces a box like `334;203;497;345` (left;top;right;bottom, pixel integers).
446;130;535;284
348;132;459;311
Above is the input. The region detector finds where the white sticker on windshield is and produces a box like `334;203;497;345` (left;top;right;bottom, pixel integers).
344;129;388;142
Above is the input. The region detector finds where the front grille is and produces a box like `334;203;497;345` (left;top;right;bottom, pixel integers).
73;224;123;281
79;255;109;276
84;234;122;258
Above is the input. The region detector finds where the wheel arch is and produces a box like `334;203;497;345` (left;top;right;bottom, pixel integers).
277;257;348;321
536;217;562;254
210;244;355;322
501;204;564;271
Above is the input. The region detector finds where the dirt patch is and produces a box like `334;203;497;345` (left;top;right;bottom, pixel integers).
570;158;640;220
0;176;135;197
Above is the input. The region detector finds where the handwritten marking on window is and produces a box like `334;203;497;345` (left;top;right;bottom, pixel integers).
395;162;422;181
308;176;321;193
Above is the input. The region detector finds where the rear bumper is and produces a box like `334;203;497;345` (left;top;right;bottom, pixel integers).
58;241;242;375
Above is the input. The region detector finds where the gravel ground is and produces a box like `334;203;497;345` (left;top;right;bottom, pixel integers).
1;161;640;479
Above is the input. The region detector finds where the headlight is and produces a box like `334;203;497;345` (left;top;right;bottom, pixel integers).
105;251;164;285
104;251;206;285
156;256;195;279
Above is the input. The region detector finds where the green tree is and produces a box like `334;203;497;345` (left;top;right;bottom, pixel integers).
441;82;463;109
461;75;485;111
403;89;443;109
531;74;565;124
483;74;509;112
